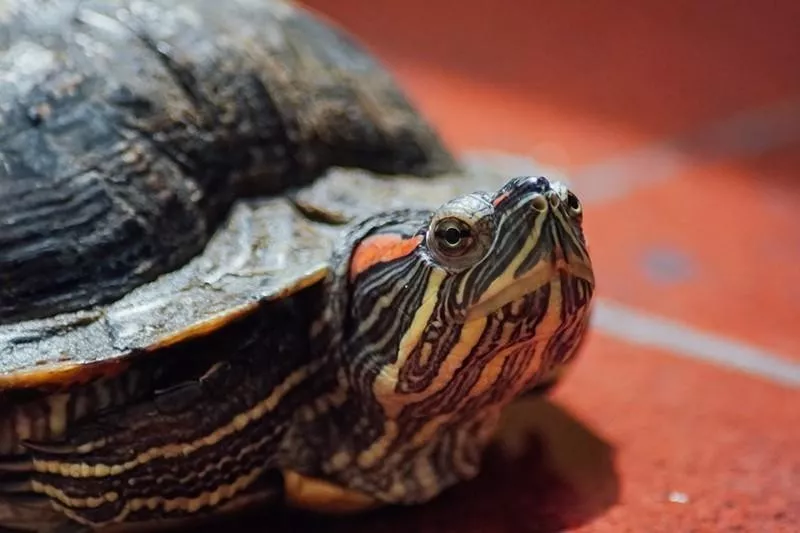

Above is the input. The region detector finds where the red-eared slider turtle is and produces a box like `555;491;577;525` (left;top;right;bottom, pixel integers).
0;0;595;531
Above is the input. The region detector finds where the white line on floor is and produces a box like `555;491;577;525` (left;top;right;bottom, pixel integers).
592;299;800;388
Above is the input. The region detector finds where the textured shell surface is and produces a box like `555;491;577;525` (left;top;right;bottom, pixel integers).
0;0;476;385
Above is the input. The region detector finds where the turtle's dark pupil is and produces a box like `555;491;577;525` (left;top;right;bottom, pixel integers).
431;218;473;255
444;227;462;246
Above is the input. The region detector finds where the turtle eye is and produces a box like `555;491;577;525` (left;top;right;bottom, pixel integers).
426;201;495;272
432;218;473;255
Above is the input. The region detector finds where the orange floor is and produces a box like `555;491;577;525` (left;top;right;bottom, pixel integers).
234;2;800;532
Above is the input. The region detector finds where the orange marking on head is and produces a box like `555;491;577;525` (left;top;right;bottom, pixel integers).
493;192;510;206
349;234;423;281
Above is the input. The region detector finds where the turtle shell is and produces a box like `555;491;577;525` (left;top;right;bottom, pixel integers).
0;0;470;390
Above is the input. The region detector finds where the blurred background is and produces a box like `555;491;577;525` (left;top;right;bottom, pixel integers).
245;1;800;531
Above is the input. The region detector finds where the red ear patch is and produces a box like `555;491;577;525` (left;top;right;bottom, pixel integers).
349;234;423;281
492;191;510;206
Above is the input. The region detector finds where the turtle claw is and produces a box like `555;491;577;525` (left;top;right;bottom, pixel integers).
199;361;232;385
154;381;205;415
154;361;242;415
199;360;245;394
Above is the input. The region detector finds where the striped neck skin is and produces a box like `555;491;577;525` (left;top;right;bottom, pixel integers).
297;175;595;504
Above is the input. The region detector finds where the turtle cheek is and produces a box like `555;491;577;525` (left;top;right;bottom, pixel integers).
347;233;423;284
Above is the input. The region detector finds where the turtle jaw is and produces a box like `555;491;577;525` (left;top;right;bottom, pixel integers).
465;251;595;324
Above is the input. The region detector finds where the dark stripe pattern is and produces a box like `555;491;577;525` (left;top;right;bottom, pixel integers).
291;175;596;504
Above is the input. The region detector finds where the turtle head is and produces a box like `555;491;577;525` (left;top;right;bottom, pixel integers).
339;175;595;415
300;175;594;505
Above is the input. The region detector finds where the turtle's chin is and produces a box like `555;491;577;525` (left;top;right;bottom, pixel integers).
459;259;595;396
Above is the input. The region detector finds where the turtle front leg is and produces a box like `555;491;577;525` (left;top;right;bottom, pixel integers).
13;391;287;531
1;345;318;532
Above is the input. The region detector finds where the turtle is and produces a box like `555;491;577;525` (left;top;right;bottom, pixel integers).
0;0;596;531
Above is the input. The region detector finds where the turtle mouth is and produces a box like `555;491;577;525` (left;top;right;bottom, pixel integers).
465;257;594;322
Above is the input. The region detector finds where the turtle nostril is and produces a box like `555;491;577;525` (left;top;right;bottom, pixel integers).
531;195;547;212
